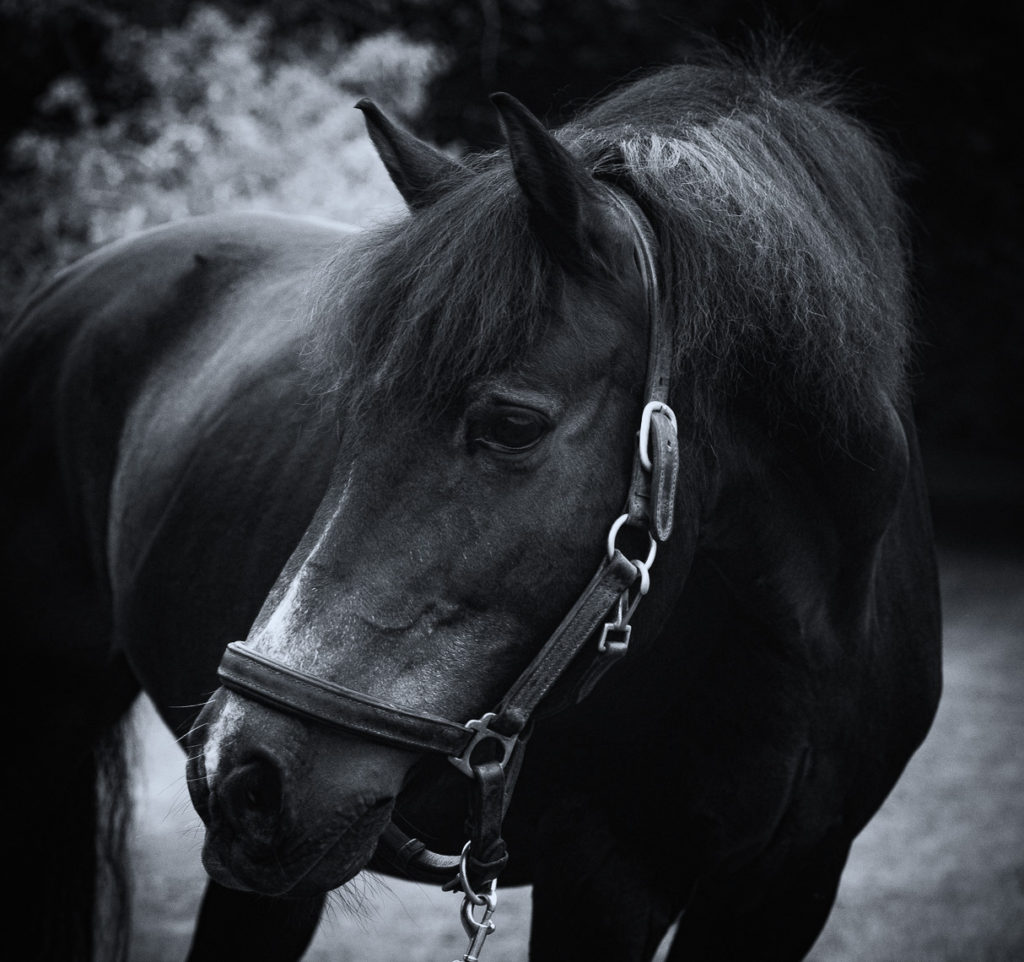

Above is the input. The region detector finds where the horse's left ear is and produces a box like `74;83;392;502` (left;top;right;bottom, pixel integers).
356;99;466;210
491;92;603;261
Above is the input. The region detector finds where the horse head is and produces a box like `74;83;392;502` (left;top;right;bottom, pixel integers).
186;95;696;897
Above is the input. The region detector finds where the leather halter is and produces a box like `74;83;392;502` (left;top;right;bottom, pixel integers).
216;187;678;887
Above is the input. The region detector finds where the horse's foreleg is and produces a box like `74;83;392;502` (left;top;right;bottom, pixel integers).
527;797;685;962
665;837;851;961
186;881;325;962
10;647;139;961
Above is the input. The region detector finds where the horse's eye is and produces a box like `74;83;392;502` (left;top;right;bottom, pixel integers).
470;406;549;453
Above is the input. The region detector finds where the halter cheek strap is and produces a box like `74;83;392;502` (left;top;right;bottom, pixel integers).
216;188;677;888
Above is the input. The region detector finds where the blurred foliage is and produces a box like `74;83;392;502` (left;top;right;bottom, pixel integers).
0;0;1020;466
0;4;437;315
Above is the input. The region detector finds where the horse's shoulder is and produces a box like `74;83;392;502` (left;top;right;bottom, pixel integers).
0;211;354;543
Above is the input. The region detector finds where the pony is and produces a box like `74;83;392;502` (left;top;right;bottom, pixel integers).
1;51;941;961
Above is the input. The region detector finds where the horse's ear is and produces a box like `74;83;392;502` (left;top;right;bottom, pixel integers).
356;99;465;210
490;92;600;260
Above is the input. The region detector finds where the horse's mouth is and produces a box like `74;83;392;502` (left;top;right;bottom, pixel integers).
200;794;396;897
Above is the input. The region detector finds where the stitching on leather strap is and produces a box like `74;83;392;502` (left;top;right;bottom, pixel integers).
218;642;474;755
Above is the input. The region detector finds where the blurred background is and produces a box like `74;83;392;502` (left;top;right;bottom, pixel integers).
1;1;1020;959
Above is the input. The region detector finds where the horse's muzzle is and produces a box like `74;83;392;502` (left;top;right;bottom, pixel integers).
186;688;416;895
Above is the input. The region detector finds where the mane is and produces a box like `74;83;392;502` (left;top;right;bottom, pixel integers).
306;49;910;441
305;164;554;420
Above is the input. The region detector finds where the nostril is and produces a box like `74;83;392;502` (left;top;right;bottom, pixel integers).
219;754;284;841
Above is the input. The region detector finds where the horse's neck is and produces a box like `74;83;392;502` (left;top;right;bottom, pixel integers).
695;401;910;655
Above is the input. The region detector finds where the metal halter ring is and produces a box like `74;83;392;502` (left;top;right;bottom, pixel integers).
606;514;658;594
638;400;678;471
448;713;518;779
458;841;498;908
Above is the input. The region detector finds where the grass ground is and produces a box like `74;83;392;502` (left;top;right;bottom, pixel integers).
128;546;1024;961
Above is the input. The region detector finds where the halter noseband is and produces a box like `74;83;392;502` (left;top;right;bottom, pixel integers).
216;187;678;887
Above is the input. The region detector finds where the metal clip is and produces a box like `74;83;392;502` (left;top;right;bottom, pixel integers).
450;842;499;962
597;620;632;655
456;891;497;962
597;590;634;655
601;517;659;659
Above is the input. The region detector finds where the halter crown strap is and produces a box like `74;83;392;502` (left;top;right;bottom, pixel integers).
605;187;678;542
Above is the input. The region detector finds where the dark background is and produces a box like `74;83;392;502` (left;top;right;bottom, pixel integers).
2;0;1021;543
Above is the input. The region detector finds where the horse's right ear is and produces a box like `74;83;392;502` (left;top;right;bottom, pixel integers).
491;92;604;264
356;99;465;210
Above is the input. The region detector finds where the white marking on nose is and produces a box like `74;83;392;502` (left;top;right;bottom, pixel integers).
203;697;247;781
251;499;347;665
256;576;306;660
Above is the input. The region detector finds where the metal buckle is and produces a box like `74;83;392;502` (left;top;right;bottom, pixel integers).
448;713;518;778
638;400;678;471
